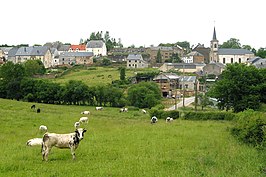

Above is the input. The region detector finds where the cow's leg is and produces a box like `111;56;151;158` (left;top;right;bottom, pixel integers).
70;146;76;160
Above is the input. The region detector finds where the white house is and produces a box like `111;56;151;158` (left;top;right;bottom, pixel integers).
126;54;148;68
86;40;107;56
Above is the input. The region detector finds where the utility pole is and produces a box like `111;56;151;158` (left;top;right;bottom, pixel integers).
194;78;198;111
182;62;185;107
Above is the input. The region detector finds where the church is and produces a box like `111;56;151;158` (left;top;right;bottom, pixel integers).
209;27;255;64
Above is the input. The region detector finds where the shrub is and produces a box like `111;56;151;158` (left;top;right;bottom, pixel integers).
231;109;266;147
149;108;179;119
182;111;235;121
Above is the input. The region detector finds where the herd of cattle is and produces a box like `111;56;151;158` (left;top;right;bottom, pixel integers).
26;105;175;161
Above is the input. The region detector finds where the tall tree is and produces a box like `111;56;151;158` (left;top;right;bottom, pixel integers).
220;38;241;49
119;67;126;81
156;49;162;63
256;48;266;58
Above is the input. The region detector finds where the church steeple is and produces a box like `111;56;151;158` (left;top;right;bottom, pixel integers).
210;26;219;62
212;26;217;40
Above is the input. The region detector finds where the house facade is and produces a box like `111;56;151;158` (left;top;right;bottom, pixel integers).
210;27;255;64
126;54;148;68
58;52;93;65
9;46;52;68
153;73;179;97
86;40;107;56
69;45;86;52
182;51;204;63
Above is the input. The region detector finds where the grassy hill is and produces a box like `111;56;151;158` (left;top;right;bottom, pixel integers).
0;98;265;176
50;66;158;86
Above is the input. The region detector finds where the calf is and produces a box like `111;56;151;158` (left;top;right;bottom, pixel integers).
81;111;90;115
42;128;87;161
39;125;48;132
95;107;103;111
31;105;36;109
151;116;158;124
26;138;43;146
166;117;174;123
119;107;128;113
37;108;41;113
79;117;88;124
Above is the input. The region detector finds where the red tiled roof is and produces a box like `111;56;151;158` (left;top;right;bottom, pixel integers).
69;45;86;51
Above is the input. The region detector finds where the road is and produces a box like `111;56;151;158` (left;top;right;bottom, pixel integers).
167;96;195;110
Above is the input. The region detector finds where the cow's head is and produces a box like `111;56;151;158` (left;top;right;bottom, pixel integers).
75;128;87;140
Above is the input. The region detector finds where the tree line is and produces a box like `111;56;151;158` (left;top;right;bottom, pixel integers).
0;61;161;108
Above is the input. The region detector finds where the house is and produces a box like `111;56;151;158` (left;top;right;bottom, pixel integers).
247;57;266;69
145;46;185;64
57;44;71;55
69;45;86;52
192;44;210;63
182;51;204;63
7;47;19;63
0;47;12;62
179;76;197;96
58;52;93;65
14;46;52;68
126;54;148;68
50;48;60;67
202;62;225;77
153;73;179;97
159;63;206;73
86;40;107;56
210;27;255;64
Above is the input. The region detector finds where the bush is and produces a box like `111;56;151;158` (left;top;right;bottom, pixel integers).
182;111;235;121
231;109;266;147
149;108;179;119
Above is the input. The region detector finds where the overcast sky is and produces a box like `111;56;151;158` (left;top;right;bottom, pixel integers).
1;0;265;49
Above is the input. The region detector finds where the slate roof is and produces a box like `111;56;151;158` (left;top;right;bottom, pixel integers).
218;48;253;55
165;63;206;69
127;54;143;60
58;44;70;51
60;52;93;57
16;46;49;56
86;40;104;48
179;76;196;82
7;47;19;57
188;51;204;56
153;73;179;81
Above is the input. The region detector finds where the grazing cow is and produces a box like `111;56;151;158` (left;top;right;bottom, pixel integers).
95;107;103;111
151;116;158;124
81;111;90;115
42;128;87;161
79;117;88;124
37;108;41;113
31;105;36;109
26;138;43;146
39;125;48;132
119;107;128;113
166;117;174;123
142;109;147;114
74;122;80;129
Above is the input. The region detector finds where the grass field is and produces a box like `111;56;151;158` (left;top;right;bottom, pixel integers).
51;66;158;86
0;98;265;177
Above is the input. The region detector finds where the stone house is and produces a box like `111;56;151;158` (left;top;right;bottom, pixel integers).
182;51;204;63
159;63;206;73
153;73;179;97
58;52;93;65
126;54;148;68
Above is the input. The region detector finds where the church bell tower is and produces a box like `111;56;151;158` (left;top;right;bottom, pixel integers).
210;27;219;62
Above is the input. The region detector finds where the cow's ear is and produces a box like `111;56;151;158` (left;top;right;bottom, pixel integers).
83;129;87;133
75;130;78;133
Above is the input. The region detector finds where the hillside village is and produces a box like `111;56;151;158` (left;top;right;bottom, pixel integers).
0;27;266;100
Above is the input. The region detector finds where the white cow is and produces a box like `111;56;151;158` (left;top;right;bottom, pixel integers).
79;117;88;124
74;122;80;129
119;107;128;112
39;125;48;132
95;107;103;111
26;138;43;146
151;116;158;124
166;117;174;123
81;111;90;115
142;109;147;114
42;128;87;161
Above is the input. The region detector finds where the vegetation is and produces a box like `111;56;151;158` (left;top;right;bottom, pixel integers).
0;98;265;176
208;63;266;112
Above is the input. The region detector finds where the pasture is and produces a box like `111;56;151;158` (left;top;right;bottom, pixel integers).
0;98;265;177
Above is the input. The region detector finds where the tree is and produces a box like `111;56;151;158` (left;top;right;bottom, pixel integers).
242;45;252;51
101;57;111;66
119;67;126;81
23;60;45;76
220;38;241;49
156;49;162;63
208;63;265;112
127;82;161;108
256;48;266;58
176;41;190;49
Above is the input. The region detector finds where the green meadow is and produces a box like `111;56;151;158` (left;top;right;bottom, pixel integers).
0;98;265;177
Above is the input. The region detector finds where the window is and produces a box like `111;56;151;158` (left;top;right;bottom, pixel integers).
129;60;131;62
231;58;233;63
239;58;241;63
223;58;225;64
214;44;217;48
135;60;137;62
129;64;131;67
185;84;188;89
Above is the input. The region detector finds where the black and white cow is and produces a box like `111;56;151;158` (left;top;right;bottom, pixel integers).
151;116;158;124
42;128;87;161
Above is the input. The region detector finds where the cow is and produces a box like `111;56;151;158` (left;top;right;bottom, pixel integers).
42;128;87;161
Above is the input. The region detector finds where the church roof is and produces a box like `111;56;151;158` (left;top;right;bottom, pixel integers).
212;27;217;40
218;48;253;55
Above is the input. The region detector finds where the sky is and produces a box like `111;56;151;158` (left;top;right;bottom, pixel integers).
1;0;265;49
